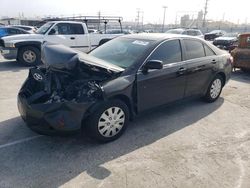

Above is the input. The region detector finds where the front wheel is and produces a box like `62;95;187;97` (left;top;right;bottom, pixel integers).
18;46;41;66
203;75;223;103
85;100;129;142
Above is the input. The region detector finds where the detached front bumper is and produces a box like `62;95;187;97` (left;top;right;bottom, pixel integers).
18;92;94;134
0;47;18;60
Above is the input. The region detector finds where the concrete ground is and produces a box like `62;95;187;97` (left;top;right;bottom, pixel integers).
0;57;250;188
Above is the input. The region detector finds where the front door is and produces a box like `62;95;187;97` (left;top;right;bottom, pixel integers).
44;23;77;48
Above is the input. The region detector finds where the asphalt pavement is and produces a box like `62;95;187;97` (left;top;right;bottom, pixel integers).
0;58;250;188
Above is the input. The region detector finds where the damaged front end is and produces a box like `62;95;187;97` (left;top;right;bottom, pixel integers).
18;44;122;134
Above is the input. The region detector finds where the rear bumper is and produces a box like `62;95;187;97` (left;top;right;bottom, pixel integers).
0;47;18;59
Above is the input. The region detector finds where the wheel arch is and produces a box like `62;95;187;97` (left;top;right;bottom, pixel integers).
16;41;42;58
82;94;135;126
109;94;135;120
216;72;226;86
15;41;42;50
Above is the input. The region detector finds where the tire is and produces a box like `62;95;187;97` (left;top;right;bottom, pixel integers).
99;39;111;46
203;75;223;103
18;46;41;66
85;100;129;142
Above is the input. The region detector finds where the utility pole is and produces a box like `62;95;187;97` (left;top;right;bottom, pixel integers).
245;17;248;32
97;11;101;31
136;8;140;31
202;0;208;28
162;6;167;32
141;11;144;31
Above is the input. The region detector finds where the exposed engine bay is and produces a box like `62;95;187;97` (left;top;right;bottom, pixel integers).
19;44;122;105
20;64;115;105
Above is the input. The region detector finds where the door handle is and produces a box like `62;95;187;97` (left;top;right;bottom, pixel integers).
211;59;217;64
178;67;187;75
70;37;75;40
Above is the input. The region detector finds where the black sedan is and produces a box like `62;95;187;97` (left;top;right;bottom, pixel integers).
17;34;232;142
213;33;239;51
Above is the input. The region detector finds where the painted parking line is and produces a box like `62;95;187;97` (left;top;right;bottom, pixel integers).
0;135;43;149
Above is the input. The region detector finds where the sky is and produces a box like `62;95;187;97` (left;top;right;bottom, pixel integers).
0;0;249;24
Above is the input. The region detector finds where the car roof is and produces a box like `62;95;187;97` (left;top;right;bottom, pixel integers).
12;25;33;27
120;33;202;41
0;26;24;29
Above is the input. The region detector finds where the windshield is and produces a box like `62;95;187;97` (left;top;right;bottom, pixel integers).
36;22;54;34
89;38;153;68
210;30;225;34
166;29;184;34
223;33;238;37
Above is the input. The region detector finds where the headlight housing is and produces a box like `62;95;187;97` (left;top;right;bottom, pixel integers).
4;42;15;48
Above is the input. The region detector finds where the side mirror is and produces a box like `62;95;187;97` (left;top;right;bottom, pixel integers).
143;60;163;72
49;28;56;35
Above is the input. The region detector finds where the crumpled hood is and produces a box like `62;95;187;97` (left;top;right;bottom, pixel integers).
41;43;124;73
2;33;44;43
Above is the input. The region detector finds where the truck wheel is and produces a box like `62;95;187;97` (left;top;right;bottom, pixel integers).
18;46;41;66
85;99;129;142
99;39;111;46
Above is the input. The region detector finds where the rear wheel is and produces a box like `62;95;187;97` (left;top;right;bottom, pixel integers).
203;75;223;103
18;46;41;66
85;100;129;142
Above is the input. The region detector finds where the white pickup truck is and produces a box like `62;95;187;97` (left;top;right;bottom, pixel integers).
0;21;122;65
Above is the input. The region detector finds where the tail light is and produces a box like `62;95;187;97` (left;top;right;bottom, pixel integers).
228;56;234;65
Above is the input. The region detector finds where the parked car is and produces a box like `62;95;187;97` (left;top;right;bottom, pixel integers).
88;29;99;33
166;28;204;39
204;30;226;41
12;25;37;33
213;33;239;50
17;34;232;142
0;26;29;38
0;21;123;65
103;29;134;34
231;33;250;71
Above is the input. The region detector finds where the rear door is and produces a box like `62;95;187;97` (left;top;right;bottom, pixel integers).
70;23;91;52
182;39;217;97
136;39;187;112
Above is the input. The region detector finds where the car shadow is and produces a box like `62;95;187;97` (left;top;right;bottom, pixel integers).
0;60;30;72
231;69;250;84
0;98;224;187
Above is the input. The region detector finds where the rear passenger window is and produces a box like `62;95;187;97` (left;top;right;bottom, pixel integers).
149;40;182;64
187;30;197;36
204;44;215;56
184;40;205;60
7;28;19;34
70;24;84;34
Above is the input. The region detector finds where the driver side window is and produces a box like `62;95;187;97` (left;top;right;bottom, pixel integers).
149;40;182;65
52;23;71;35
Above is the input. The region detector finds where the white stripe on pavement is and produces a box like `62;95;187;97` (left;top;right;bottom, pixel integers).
0;135;43;149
